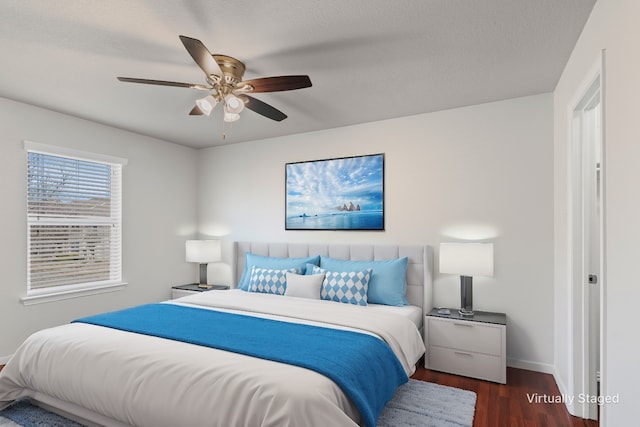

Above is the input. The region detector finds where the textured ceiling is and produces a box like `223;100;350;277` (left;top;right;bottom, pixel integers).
0;0;596;148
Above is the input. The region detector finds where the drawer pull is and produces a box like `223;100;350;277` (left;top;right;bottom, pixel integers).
454;351;473;357
453;323;473;327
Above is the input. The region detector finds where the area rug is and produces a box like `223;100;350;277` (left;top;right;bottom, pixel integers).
379;379;477;426
0;379;476;427
0;400;83;427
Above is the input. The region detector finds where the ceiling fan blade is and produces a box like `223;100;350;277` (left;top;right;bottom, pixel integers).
179;35;222;77
189;105;204;115
243;96;287;121
239;75;312;93
117;77;205;89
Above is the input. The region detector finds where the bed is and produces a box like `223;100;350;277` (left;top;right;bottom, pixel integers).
0;241;433;427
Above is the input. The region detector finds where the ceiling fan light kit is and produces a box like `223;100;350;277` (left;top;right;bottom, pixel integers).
117;35;311;135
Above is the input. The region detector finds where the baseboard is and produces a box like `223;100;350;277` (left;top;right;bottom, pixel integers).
507;358;584;417
507;357;555;374
553;367;570;399
553;366;580;417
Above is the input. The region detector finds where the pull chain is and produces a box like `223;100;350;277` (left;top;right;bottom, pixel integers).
222;119;226;141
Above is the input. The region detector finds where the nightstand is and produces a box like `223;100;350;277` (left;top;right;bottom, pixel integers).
425;308;506;384
171;283;230;299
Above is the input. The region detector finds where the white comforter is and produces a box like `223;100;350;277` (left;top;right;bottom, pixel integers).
0;290;425;427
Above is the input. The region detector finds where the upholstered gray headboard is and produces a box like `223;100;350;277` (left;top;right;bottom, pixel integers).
233;241;433;312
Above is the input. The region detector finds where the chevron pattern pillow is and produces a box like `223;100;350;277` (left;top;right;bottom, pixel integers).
248;266;299;295
318;268;372;306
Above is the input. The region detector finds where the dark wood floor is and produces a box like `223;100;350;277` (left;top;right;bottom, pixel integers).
412;364;598;427
0;363;597;426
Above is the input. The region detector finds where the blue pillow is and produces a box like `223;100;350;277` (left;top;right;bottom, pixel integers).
304;263;319;275
238;253;321;291
313;266;371;306
319;256;409;306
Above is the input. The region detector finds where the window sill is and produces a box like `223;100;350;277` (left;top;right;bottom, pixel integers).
21;282;127;306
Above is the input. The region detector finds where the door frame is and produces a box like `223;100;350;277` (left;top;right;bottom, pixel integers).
568;50;606;421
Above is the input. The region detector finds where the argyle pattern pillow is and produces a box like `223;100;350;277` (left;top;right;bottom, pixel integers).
248;266;298;295
319;268;372;306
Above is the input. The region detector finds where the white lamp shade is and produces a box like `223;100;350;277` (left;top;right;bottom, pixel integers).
185;240;222;263
439;243;494;277
195;95;217;116
223;111;240;122
224;94;245;114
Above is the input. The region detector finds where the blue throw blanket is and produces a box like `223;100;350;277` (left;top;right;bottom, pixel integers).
73;303;408;427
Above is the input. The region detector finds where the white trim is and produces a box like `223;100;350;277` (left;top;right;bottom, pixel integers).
597;49;608;427
23;140;128;166
20;282;127;306
566;51;605;421
507;358;556;375
554;366;571;403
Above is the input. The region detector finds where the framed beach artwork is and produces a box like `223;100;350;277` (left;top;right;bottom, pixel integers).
285;153;385;230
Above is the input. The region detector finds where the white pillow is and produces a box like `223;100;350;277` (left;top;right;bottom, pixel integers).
284;272;324;299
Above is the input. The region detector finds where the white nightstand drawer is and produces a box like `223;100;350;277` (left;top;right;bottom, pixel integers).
429;317;502;356
428;345;504;383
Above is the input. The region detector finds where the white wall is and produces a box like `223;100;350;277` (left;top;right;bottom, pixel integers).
198;93;554;370
0;97;198;360
554;0;640;424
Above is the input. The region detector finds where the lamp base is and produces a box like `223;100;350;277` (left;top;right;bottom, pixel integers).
460;275;474;316
199;263;208;286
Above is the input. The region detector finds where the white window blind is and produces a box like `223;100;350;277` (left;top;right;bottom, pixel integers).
26;143;125;294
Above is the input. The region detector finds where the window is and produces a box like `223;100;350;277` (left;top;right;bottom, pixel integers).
24;141;127;302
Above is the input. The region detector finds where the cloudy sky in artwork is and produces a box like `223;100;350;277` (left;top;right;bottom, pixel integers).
286;154;383;217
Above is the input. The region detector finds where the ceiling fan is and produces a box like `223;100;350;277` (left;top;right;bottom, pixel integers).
117;35;312;123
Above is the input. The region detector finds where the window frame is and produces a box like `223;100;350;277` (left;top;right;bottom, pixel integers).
22;141;128;305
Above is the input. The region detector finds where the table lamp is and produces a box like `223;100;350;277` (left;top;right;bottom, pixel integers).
439;242;494;316
185;240;222;288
